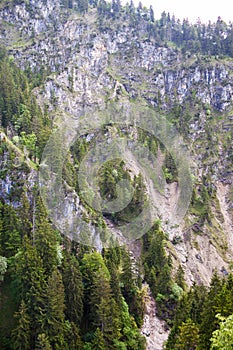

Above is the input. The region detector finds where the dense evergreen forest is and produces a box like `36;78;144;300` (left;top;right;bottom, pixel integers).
0;0;233;349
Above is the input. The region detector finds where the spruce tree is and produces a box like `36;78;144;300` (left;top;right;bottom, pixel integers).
12;300;31;350
63;321;82;350
121;248;144;327
199;272;223;349
34;197;58;275
176;318;200;350
62;254;84;326
46;269;66;349
90;270;120;347
13;236;47;343
35;334;52;350
91;328;106;350
0;203;21;257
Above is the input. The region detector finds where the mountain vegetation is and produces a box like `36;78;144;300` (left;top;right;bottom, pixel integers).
0;0;233;349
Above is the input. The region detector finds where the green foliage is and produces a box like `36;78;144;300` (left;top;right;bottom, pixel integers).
0;57;25;129
176;318;200;350
12;300;31;350
81;251;110;288
1;5;233;350
90;272;120;346
198;273;223;349
4;231;146;350
18;191;32;238
163;151;178;183
210;314;233;350
63;321;83;350
80;250;145;349
98;159;142;223
94;1;233;58
81;252;120;346
0;53;49;159
10;236;59;349
103;247;123;306
34;197;60;275
116;298;146;350
35;333;52;350
13;104;32;132
0;255;7;281
175;265;186;290
166;273;233;350
190;182;211;225
19;132;37;159
120;248;144;327
98;159;128;201
170;283;184;301
0;202;21;257
90;328;106;350
45;269;66;349
143;226;172;297
62;254;84;326
71;146;148;225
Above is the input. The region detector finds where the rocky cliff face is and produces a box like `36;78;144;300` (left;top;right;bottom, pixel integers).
1;0;233;282
0;1;233;349
1;0;233;112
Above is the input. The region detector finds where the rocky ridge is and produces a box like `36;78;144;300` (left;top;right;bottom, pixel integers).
1;0;233;294
0;1;233;349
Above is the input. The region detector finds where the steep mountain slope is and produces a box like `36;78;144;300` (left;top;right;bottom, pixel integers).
1;0;232;281
0;1;233;349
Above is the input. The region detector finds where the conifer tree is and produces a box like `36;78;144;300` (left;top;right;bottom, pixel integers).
149;5;154;22
214;274;233;317
46;269;66;349
12;300;31;350
0;203;21;257
199;272;223;349
175;265;186;290
91;328;106;350
165;284;207;350
13;237;47;342
117;298;146;350
90;270;120;346
34;197;58;275
103;247;122;305
121;248;135;299
144;229;172;297
176;318;200;350
81;252;110;331
108;260;122;306
64;321;83;350
121;248;144;327
62;254;84;326
35;334;52;350
19;190;32;238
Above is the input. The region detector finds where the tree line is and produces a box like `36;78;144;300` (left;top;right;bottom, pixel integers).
60;0;233;57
